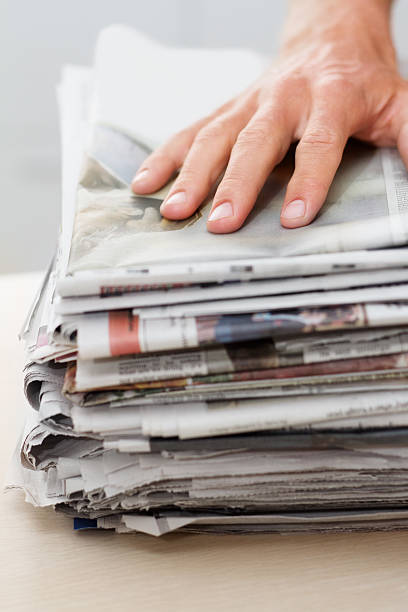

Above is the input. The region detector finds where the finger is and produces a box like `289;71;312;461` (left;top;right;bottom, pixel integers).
206;104;293;233
160;100;256;220
131;121;205;195
131;99;235;195
281;104;349;228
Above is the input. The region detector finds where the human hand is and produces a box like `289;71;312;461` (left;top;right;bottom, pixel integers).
132;0;406;233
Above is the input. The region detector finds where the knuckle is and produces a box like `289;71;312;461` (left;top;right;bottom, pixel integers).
296;176;328;192
298;127;343;151
175;166;199;185
236;123;271;148
195;117;230;145
194;128;215;146
316;74;357;99
274;71;305;94
217;173;244;192
176;164;213;193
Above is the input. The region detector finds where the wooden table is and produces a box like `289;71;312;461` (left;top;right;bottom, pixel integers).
1;272;408;612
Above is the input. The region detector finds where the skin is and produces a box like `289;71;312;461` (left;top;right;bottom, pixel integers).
132;0;408;233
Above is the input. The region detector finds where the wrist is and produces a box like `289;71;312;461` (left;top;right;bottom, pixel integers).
281;0;395;66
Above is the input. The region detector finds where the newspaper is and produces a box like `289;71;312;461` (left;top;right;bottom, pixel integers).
67;390;408;439
55;267;408;315
63;353;408;403
71;329;408;391
102;427;408;454
75;303;408;359
91;509;408;536
57;247;408;297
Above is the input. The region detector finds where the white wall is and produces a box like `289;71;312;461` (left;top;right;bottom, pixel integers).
1;0;407;272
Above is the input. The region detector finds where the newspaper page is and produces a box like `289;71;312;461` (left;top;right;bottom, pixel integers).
68;352;408;395
93;509;408;536
56;267;408;315
103;427;408;454
131;285;408;319
57;247;408;297
65;378;408;409
68;389;408;439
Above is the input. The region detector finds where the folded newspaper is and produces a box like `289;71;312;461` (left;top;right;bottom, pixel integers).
7;25;408;536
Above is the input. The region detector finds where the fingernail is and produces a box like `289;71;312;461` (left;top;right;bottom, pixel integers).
208;201;233;222
282;199;306;219
161;191;187;213
132;168;149;185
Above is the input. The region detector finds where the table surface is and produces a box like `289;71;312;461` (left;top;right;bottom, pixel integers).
1;272;408;612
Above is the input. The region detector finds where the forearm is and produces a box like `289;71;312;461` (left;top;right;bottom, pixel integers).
282;0;396;66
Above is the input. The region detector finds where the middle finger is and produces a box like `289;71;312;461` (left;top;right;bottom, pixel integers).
207;102;294;233
160;98;256;220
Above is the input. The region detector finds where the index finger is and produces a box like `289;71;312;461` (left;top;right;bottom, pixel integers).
131;100;236;195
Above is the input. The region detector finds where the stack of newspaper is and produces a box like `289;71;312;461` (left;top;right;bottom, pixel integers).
8;26;408;536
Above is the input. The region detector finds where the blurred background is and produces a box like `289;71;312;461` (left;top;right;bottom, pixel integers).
2;0;408;273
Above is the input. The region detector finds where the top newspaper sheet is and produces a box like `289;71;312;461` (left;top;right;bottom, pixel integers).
67;124;408;271
56;26;408;297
